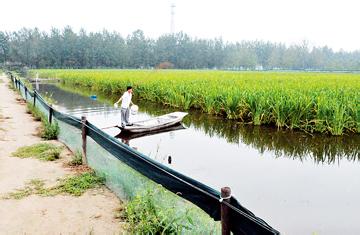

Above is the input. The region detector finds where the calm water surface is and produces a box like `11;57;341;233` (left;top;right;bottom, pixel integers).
37;83;360;235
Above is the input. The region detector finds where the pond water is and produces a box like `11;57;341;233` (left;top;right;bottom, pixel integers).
37;83;360;235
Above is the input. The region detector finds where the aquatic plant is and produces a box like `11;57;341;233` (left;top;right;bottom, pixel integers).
33;69;360;135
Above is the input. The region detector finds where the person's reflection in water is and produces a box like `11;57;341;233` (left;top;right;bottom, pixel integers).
120;138;138;151
121;138;130;146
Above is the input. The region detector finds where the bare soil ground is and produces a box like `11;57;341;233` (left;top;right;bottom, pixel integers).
0;75;125;234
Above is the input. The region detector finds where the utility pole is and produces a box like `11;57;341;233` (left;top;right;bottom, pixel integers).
170;2;175;34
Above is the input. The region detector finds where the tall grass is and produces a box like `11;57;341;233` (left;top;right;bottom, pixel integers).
33;69;360;135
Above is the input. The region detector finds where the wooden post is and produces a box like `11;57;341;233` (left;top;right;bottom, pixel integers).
33;91;36;107
221;187;232;235
81;116;88;165
49;104;53;124
25;86;28;100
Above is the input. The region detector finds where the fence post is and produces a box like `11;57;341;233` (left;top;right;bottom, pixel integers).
49;104;53;124
33;90;36;107
81;116;88;165
221;187;232;235
25;86;28;100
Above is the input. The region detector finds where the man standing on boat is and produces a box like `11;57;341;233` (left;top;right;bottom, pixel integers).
115;86;135;127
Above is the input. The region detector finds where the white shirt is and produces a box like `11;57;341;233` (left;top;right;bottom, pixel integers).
121;91;132;109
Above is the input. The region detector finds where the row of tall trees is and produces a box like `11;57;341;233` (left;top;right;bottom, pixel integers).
1;27;359;70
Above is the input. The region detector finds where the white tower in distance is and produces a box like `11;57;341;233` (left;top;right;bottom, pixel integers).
170;2;175;34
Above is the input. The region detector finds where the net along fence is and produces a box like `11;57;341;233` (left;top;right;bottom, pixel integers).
9;73;280;235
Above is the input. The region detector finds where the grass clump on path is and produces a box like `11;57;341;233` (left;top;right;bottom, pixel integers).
2;179;47;200
12;143;62;161
54;171;104;196
2;171;104;199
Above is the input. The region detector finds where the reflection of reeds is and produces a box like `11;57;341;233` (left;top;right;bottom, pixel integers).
34;69;360;135
192;115;359;164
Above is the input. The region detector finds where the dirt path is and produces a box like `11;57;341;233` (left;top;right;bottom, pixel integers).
0;74;124;234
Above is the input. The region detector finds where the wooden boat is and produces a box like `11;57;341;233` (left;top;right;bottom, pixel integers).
116;123;186;140
117;112;188;133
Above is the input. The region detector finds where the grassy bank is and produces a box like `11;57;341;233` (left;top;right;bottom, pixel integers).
33;69;359;135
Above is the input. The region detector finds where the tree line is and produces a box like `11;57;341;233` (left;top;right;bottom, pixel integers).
0;27;359;70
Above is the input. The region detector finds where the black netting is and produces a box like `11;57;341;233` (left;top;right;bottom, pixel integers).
10;74;280;235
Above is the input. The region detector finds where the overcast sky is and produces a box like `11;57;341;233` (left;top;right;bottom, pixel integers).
1;0;359;51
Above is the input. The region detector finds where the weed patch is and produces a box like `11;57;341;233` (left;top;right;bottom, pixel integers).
2;172;104;199
2;179;46;199
12;143;62;161
52;171;104;196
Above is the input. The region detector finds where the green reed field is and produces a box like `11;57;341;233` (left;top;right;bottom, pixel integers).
32;69;360;135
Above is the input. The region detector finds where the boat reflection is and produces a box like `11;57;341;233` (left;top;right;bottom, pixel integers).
115;123;186;140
